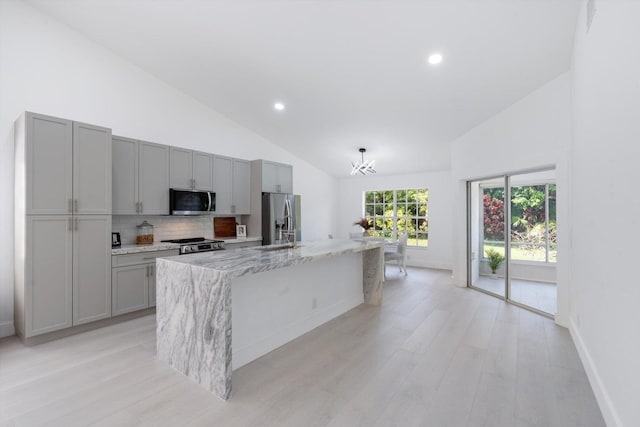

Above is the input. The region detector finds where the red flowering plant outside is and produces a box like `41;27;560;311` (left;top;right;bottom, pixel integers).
483;194;504;241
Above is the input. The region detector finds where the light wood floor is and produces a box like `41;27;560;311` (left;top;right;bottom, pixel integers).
473;276;557;315
0;268;604;427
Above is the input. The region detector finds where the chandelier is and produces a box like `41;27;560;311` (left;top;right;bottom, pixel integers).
350;148;376;175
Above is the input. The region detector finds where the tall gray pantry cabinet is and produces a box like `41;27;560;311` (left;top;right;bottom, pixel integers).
14;112;112;339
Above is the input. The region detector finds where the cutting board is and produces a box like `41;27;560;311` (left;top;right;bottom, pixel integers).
214;217;236;238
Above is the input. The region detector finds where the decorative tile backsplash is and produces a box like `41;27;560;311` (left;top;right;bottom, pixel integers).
113;216;219;244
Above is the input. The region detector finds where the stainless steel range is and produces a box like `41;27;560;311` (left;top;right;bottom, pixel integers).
161;237;225;254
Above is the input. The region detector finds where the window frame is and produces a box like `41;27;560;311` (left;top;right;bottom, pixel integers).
363;188;428;247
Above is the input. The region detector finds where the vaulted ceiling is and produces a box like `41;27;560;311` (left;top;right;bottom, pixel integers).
28;0;580;177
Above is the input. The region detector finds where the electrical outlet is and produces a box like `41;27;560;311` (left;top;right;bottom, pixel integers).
312;297;318;309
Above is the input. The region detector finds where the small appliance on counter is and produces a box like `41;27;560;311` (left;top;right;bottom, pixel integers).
111;232;121;248
161;237;225;255
136;220;154;245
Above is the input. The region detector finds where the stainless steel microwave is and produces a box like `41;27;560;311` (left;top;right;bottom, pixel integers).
170;189;215;215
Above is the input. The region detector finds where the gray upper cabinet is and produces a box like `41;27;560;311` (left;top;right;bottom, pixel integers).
213;155;233;214
169;147;193;189
213;155;251;215
232;159;251;214
170;147;213;191
73;122;112;215
113;137;169;215
23;113;73;215
112;136;138;215
73;215;112;325
139;141;170;215
193;151;213;191
22;114;111;215
260;160;293;193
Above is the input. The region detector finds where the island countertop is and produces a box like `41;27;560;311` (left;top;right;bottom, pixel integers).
156;238;385;400
160;238;384;279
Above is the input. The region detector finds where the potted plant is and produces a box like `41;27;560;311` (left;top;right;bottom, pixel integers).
353;218;373;236
485;248;505;279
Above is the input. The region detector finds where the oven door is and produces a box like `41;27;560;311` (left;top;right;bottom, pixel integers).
170;189;215;215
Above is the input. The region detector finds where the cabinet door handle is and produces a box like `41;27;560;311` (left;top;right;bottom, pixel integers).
68;199;73;213
135;202;139;213
191;178;195;189
74;199;78;213
145;265;149;277
142;257;155;261
140;202;143;213
68;217;73;231
150;265;154;277
231;204;236;213
74;218;78;231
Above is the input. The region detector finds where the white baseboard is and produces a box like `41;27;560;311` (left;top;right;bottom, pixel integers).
232;295;363;370
0;321;15;338
569;318;621;427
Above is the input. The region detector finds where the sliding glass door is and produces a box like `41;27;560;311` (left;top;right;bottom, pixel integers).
467;177;507;299
508;170;557;315
467;169;557;317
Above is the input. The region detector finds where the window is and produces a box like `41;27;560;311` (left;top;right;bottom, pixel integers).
481;183;556;263
364;189;428;247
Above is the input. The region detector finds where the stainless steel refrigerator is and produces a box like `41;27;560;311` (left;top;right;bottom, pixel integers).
262;193;301;245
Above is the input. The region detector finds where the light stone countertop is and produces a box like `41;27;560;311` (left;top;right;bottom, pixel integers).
111;242;180;255
161;238;384;279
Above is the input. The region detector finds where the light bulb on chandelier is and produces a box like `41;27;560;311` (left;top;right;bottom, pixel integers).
350;148;376;176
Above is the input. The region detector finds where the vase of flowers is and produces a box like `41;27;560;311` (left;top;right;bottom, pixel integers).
353;218;373;237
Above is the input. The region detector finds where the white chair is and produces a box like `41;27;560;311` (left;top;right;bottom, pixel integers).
384;234;408;276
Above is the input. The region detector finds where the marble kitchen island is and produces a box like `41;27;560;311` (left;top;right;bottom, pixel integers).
155;238;384;400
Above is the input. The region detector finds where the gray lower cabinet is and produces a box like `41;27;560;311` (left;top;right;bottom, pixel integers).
73;215;112;325
15;215;112;337
148;263;157;307
23;216;74;336
111;249;179;314
112;265;149;315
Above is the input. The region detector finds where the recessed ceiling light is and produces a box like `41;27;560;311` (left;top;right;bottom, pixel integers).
274;102;285;111
427;53;443;65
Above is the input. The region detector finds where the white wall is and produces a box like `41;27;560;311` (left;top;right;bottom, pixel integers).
569;2;640;426
449;72;572;326
336;170;454;270
0;0;337;337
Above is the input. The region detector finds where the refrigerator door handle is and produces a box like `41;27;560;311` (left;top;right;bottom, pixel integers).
285;199;292;233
